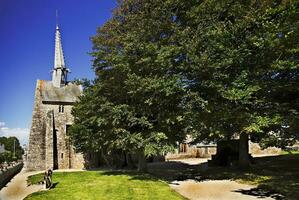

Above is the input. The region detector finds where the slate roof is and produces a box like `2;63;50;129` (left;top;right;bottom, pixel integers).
38;80;82;104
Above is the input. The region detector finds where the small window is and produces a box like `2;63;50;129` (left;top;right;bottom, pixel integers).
59;105;64;113
61;153;64;159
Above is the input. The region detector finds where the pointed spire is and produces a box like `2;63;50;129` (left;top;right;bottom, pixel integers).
52;12;69;88
54;12;65;69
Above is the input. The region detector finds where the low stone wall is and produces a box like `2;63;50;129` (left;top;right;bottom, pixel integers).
0;162;23;189
249;142;281;155
166;145;217;160
166;141;281;160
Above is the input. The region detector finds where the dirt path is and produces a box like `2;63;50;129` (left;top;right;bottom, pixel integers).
170;180;274;200
0;169;43;200
149;158;278;200
166;158;276;200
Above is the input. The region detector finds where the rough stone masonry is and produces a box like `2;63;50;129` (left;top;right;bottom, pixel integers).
26;24;85;170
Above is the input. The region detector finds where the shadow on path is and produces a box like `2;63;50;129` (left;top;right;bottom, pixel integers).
148;155;298;200
148;160;207;181
234;188;285;200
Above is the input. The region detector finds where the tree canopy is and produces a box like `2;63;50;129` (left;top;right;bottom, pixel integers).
70;0;299;169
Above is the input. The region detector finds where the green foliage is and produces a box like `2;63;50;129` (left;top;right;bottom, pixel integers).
0;136;23;162
70;0;299;163
0;151;16;163
180;0;299;146
70;0;194;160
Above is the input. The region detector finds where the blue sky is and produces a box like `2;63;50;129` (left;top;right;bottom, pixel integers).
0;0;117;145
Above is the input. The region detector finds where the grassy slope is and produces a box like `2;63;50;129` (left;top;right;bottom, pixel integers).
25;171;186;200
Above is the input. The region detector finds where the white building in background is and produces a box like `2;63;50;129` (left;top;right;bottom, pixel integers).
0;144;5;153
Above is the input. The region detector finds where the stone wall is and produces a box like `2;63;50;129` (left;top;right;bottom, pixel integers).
27;80;85;171
249;142;281;155
0;163;23;189
166;144;217;160
43;104;85;170
166;141;281;160
27;80;47;170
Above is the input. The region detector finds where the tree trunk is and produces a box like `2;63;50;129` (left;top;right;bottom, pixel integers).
100;150;112;168
122;151;128;168
238;132;250;168
126;153;136;169
137;151;147;172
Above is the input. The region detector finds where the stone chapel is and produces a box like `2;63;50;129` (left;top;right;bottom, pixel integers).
27;24;85;170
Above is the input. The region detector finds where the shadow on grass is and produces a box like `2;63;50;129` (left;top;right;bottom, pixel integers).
25;154;298;200
148;154;299;200
148;161;205;182
100;170;160;182
51;182;59;189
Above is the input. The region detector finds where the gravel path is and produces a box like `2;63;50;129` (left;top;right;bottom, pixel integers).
0;169;43;200
170;180;274;200
149;158;277;200
167;158;276;200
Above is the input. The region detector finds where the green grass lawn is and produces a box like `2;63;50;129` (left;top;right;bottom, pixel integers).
25;171;186;200
25;152;299;200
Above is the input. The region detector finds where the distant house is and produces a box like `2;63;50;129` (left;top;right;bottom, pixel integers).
0;144;5;153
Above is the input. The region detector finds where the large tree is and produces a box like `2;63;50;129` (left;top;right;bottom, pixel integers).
182;0;299;167
70;0;196;171
71;0;299;169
